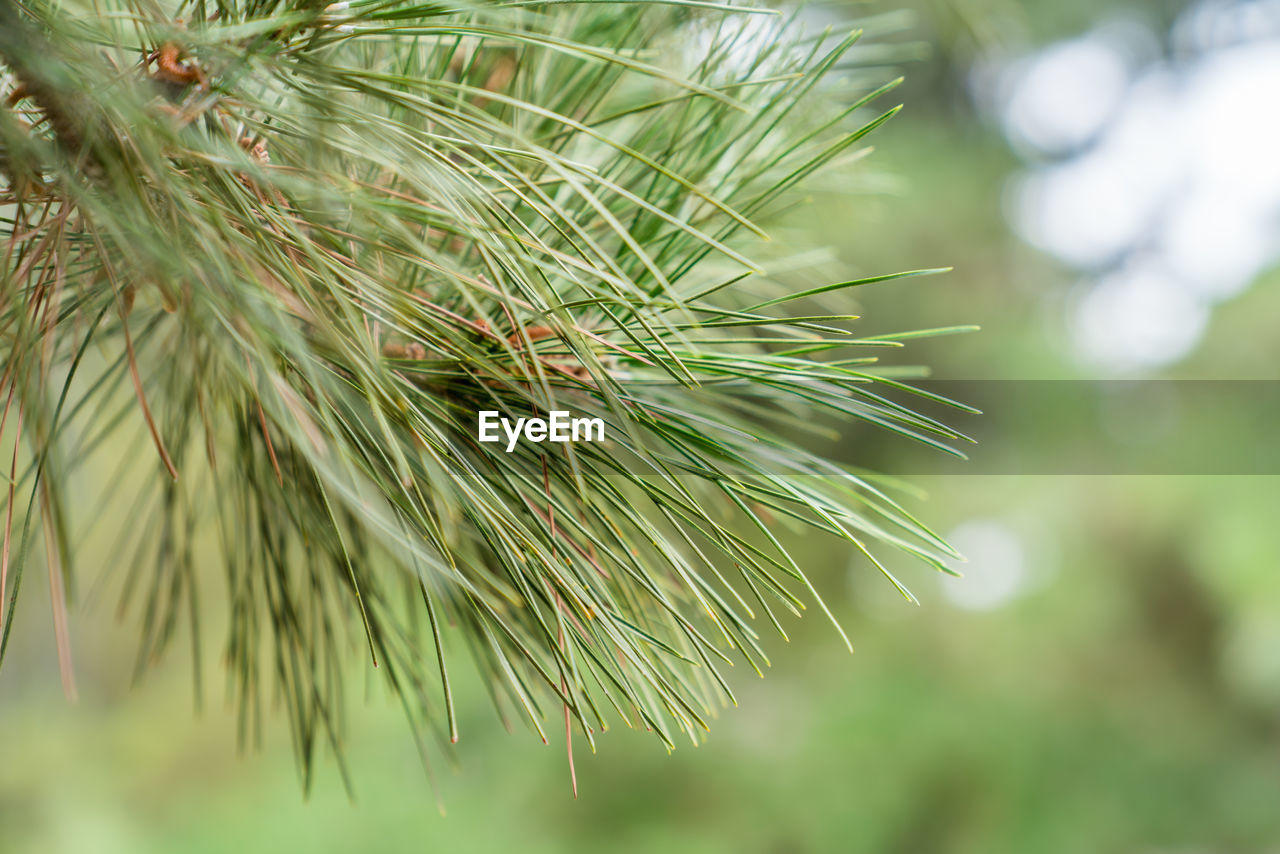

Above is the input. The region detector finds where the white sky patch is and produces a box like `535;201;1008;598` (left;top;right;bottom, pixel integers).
1000;35;1133;156
1008;138;1173;270
1173;0;1280;52
993;4;1280;372
1072;259;1210;372
939;519;1029;611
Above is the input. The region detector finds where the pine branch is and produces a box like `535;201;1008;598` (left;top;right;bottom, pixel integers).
0;0;965;793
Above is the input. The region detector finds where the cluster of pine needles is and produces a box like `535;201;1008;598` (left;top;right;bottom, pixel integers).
0;0;973;795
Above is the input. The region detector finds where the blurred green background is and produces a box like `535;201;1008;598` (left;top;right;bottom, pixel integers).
4;0;1279;851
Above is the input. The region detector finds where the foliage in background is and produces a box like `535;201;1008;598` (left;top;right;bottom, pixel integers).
0;0;967;789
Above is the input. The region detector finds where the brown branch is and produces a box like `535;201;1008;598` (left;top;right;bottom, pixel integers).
153;42;204;87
